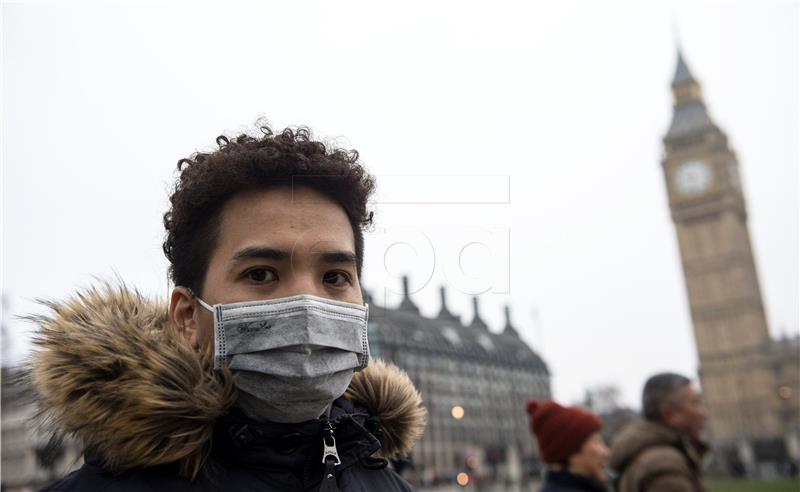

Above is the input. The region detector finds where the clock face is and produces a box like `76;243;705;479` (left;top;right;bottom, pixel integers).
675;159;713;195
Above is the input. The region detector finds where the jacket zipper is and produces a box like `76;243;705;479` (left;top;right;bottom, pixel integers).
317;421;341;492
321;421;342;466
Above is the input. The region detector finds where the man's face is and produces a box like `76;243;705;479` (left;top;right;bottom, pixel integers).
170;185;363;349
665;384;705;439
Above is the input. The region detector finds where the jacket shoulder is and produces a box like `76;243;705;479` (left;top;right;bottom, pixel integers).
40;464;129;492
623;445;696;492
339;464;416;492
636;445;692;475
40;463;211;492
540;482;580;492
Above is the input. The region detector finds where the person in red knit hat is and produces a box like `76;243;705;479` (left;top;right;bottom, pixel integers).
526;400;609;492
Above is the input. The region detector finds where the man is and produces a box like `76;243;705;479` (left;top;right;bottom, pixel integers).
32;125;426;491
609;373;708;492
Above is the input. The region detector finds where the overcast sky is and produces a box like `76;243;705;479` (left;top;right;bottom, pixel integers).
2;0;797;409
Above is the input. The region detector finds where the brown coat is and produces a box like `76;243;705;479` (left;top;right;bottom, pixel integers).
609;420;707;492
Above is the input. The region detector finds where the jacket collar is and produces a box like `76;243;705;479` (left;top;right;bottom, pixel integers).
27;283;426;480
681;433;709;470
545;469;607;492
208;397;382;487
608;420;708;474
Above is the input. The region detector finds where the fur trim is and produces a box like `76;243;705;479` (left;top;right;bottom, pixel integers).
28;283;426;477
345;359;427;459
28;283;237;479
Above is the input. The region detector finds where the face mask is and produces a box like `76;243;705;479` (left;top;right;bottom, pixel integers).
195;294;369;423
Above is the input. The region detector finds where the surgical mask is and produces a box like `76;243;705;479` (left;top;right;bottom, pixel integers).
195;294;369;423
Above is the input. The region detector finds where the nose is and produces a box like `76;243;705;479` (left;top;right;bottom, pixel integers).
283;272;325;298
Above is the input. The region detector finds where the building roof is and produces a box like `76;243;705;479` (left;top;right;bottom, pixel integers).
397;276;420;314
665;100;713;141
468;296;489;331
664;48;718;141
436;286;460;322
370;311;549;373
502;305;520;337
367;282;550;374
767;333;800;358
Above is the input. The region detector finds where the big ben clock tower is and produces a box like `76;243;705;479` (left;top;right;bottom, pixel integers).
662;50;786;463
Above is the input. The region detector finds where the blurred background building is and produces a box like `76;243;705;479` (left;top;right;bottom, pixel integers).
661;50;800;477
368;278;551;487
1;366;83;491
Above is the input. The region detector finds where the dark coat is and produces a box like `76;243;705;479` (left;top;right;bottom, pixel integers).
608;420;707;492
540;469;607;492
30;285;427;492
42;399;414;491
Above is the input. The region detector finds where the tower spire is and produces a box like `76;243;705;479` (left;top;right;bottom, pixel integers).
665;47;712;143
469;296;488;331
502;305;519;337
437;286;460;322
399;275;419;313
673;47;696;86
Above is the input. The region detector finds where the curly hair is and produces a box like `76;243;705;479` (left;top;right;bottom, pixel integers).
163;124;375;295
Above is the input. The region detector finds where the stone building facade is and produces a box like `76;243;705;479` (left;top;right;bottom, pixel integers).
661;50;799;475
1;367;82;491
367;279;551;485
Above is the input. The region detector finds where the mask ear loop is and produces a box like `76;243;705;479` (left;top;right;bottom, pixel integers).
187;288;224;369
187;288;215;313
356;304;370;371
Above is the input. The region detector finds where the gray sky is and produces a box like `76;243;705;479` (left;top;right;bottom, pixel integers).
2;0;797;409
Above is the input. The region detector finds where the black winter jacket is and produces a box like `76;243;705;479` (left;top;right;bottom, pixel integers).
540;469;607;492
30;285;427;492
43;400;414;491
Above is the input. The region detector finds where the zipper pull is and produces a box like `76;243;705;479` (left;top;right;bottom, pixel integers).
321;422;341;466
318;422;341;492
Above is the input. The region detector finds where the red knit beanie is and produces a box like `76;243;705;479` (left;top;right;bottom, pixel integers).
525;400;603;465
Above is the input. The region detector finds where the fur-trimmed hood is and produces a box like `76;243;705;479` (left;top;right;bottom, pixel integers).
28;284;426;480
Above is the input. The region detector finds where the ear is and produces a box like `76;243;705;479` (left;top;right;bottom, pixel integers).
659;402;679;427
169;286;203;350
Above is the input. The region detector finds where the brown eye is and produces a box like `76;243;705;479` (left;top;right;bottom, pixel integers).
323;271;351;287
246;268;277;283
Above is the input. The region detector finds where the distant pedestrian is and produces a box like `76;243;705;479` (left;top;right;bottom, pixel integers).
526;400;609;492
609;373;707;492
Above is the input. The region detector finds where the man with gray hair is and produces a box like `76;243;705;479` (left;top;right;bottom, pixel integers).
608;373;708;492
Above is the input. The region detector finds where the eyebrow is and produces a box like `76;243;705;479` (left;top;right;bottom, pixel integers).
319;251;358;265
230;246;356;266
232;246;291;262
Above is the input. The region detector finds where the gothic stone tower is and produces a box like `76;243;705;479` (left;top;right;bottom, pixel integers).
661;50;783;461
